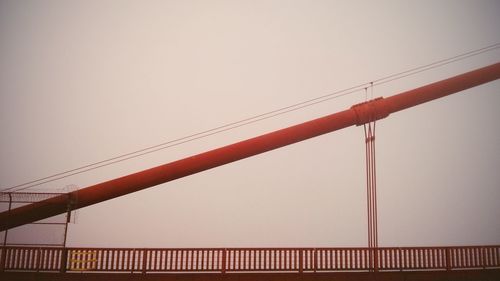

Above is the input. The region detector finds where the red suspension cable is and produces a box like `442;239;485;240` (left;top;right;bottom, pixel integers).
363;84;378;270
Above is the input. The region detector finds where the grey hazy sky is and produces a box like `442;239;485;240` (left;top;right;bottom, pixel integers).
1;0;499;248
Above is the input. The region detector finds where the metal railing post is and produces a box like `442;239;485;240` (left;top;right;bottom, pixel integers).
0;194;11;272
481;246;486;269
221;248;227;274
398;248;403;271
59;248;68;273
445;248;451;271
313;248;317;273
0;246;6;272
141;249;147;274
36;247;42;272
131;248;136;273
299;249;303;273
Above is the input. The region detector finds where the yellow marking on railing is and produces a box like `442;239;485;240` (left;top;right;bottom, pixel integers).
69;250;98;271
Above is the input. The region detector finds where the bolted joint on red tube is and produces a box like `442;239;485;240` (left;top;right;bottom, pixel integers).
351;97;391;126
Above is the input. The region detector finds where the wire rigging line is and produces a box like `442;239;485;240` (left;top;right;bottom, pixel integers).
2;43;499;193
2;87;363;193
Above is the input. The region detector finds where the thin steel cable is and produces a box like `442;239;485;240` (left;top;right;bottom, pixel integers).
2;43;499;192
7;89;364;192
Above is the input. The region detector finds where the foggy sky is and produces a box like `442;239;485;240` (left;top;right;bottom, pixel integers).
1;0;499;248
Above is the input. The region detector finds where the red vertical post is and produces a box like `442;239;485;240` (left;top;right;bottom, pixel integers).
121;249;126;271
180;250;184;271
328;249;333;270
313;248;317;273
238;250;241;270
446;248;451;271
221;249;226;274
59;248;68;273
46;249;51;271
482;247;486;269
190;250;194;271
398;248;402;271
130;249;135;273
252;249;256;270
243;250;246;271
212;250;215;271
461;248;466;268
141;249;147;274
36;248;42;272
201;250;205;271
299;249;303;273
173;250;177;271
264;250;268;270
0;246;5;272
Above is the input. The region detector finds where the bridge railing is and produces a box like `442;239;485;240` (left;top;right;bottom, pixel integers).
1;245;499;273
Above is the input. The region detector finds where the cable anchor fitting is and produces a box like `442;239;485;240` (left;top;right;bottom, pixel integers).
351;97;390;126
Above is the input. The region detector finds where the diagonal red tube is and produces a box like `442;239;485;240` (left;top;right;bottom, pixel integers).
1;62;499;231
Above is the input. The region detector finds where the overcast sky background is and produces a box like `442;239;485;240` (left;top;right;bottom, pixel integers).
1;0;499;248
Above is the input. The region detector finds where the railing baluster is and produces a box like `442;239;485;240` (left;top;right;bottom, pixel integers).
279;250;282;270
472;248;476;267
51;248;56;271
446;248;451;271
140;249;146;273
14;249;20;269
28;248;34;271
286;249;290;271
198;250;202;271
432;248;436;268
280;249;283;270
350;249;354;270
110;249;115;271
244;249;248;270
120;250;124;271
209;250;213;271
313;248;317;272
0;247;5;272
474;247;478;267
35;248;40;272
60;248;67;273
129;249;134;272
17;248;22;270
462;248;466;268
491;247;496;267
461;248;465;268
221;249;226;273
481;247;486;269
252;249;259;270
173;249;177;271
485;247;490;267
489;246;494;267
215;249;219;271
201;250;205;271
469;247;473;268
272;250;276;271
495;247;498;267
46;249;52;270
277;249;280;270
284;249;288;270
183;250;187;271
